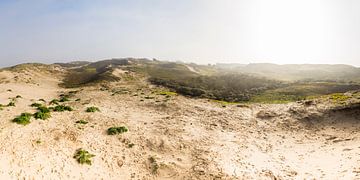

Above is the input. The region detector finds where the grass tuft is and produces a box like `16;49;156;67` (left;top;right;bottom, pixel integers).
54;105;73;112
86;106;100;112
73;149;95;165
107;126;128;135
31;103;42;108
13;113;32;125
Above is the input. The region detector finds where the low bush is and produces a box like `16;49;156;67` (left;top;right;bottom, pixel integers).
34;111;51;120
107;126;128;135
59;96;70;102
50;99;59;105
13;113;32;125
73;149;95;165
86;106;100;112
54;105;73;112
31;103;42;108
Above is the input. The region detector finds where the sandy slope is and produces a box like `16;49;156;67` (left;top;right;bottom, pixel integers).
0;66;359;179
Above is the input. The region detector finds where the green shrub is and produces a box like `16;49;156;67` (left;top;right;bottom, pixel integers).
31;103;42;108
13;113;32;125
54;105;73;112
50;99;59;105
37;106;50;113
59;96;70;102
86;106;100;112
107;126;128;135
73;149;95;165
34;111;51;120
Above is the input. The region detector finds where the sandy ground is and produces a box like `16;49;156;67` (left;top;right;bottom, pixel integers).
0;66;360;179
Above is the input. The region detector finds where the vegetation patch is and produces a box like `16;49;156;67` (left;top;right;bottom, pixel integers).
54;105;73;112
31;103;43;108
107;126;128;135
13;113;32;125
34;111;51;120
330;93;351;103
7;101;15;107
33;106;51;120
86;106;100;112
73;149;95;165
158;91;177;96
59;96;70;102
50;99;59;105
149;156;159;174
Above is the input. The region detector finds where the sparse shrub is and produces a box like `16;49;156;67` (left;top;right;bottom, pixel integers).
59;96;70;102
38;99;46;102
54;105;73;112
7;101;15;107
75;98;81;102
50;99;59;105
149;156;159;174
76;120;88;124
31;103;42;107
73;149;95;165
37;106;50;113
16;95;22;98
34;111;51;120
13;113;32;125
86;106;100;112
107;126;128;135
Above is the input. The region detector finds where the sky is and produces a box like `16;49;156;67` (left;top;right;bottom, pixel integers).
0;0;360;67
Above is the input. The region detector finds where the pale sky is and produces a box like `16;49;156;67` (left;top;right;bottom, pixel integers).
0;0;360;67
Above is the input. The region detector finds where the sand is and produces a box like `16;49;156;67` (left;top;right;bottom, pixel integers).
0;66;359;179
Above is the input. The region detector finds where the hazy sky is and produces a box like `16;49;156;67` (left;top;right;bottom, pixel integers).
1;0;360;67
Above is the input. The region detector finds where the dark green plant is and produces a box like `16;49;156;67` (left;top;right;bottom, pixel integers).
13;113;32;125
31;103;42;108
107;126;128;135
54;105;73;112
73;149;95;165
37;106;50;113
50;99;59;105
59;96;70;102
86;106;100;112
34;111;51;120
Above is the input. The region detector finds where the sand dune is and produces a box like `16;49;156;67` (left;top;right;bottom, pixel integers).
0;66;359;179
